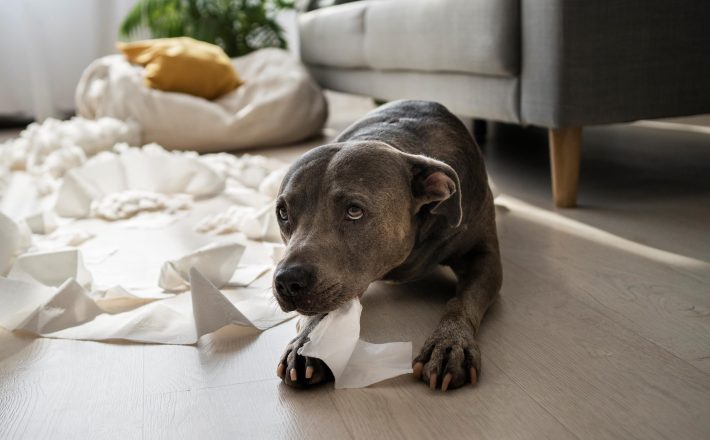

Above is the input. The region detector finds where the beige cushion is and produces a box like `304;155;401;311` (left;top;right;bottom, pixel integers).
299;0;520;77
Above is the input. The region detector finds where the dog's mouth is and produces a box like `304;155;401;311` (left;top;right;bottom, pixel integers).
273;282;357;316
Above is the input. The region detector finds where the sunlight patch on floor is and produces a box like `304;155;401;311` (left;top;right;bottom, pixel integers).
495;194;710;272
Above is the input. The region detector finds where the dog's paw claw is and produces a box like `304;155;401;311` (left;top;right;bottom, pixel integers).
413;330;481;392
277;336;333;388
412;361;424;379
441;373;453;392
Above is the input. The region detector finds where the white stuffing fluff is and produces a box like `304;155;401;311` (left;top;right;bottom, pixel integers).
90;191;193;221
199;153;285;189
0;117;140;179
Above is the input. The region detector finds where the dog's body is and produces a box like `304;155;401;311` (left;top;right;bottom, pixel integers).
273;100;502;391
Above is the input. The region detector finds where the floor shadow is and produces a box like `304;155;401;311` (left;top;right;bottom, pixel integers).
359;268;458;346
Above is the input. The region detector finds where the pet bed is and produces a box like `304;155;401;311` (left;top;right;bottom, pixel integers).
75;48;327;152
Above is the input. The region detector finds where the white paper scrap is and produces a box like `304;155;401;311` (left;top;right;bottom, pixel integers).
195;202;280;242
299;299;412;389
24;210;58;235
190;268;254;335
159;242;245;292
8;248;93;289
0;267;293;344
228;264;271;287
0;212;31;276
55;148;225;218
0;277;103;334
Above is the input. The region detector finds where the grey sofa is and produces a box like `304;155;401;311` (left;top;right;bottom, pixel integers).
298;0;710;207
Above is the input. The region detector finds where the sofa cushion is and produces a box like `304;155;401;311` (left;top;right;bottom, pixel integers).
299;0;520;77
365;0;519;77
299;2;368;69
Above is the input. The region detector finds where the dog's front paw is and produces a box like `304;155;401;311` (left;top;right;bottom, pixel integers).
277;334;333;388
413;319;480;391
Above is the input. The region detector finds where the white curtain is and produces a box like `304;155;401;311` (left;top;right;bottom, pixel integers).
0;0;138;121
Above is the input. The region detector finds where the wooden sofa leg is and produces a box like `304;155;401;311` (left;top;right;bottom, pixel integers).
548;127;582;208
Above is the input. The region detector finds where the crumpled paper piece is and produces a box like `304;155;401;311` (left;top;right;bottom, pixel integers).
8;248;93;289
0;278;103;335
0;173;59;235
299;299;413;389
0;212;32;275
189;268;255;333
195;202;280;242
24;210;59;234
159;242;245;292
199;153;285;189
258;167;288;199
0;267;293;344
55;146;225;218
0;172;46;220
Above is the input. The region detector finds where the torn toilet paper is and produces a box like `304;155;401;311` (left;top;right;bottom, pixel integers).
8;248;93;289
0;121;413;388
299;299;413;389
0;212;31;275
0;267;293;344
195;202;280;242
55;146;224;218
159;242;245;292
24;210;59;235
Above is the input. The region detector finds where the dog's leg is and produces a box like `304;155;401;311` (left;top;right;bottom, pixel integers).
277;313;334;388
413;242;502;391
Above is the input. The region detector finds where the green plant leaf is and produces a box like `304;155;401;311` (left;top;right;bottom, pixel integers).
120;0;294;56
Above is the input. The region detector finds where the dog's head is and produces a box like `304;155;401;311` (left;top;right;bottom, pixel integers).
272;141;461;315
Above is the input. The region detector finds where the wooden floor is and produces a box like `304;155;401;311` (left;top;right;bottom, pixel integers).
2;94;710;439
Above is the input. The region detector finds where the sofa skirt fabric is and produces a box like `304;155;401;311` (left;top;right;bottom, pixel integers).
308;66;521;124
76;48;327;152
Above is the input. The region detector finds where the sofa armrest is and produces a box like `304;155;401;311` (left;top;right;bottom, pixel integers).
521;0;710;128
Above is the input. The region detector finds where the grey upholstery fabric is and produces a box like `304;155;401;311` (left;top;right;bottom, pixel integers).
364;0;519;77
308;66;520;123
300;2;367;69
300;0;519;77
300;0;710;128
520;0;710;127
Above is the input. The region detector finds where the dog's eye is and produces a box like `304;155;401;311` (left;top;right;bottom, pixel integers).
346;205;364;220
277;207;288;222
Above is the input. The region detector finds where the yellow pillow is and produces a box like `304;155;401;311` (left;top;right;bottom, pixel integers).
118;37;243;100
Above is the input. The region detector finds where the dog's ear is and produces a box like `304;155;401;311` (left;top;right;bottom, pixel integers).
407;154;463;227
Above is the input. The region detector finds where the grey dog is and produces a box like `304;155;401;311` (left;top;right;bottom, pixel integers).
273;100;502;391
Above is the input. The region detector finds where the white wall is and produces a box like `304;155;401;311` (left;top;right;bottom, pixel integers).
0;0;138;120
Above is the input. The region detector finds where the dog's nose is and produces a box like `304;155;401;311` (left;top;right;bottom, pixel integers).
274;264;314;297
